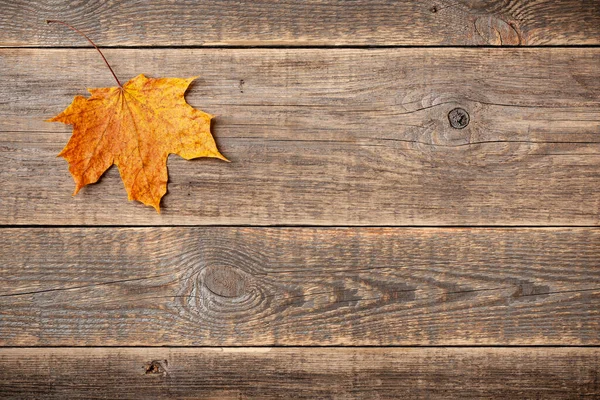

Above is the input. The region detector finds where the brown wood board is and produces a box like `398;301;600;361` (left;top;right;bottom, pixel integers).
1;227;598;346
0;347;598;399
2;2;599;396
2;0;600;46
2;48;600;225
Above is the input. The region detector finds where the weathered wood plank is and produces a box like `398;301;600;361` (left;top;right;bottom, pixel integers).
1;48;600;225
0;347;598;399
1;227;598;345
2;0;600;46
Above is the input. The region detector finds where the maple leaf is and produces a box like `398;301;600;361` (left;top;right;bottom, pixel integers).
48;74;227;211
46;20;227;212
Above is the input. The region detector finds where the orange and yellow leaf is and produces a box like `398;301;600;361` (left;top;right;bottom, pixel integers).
48;74;227;212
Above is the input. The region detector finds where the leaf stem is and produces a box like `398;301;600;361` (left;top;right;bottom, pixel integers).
46;20;123;88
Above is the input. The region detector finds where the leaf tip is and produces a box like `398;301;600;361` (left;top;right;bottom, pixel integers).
214;151;230;162
46;114;64;123
148;199;162;213
57;145;69;158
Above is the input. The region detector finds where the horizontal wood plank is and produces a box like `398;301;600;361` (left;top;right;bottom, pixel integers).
0;347;598;399
1;48;600;225
2;0;600;46
1;227;598;346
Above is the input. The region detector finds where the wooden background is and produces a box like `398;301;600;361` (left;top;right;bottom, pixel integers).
1;0;599;398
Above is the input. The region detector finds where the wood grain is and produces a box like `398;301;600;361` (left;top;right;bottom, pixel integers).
1;227;598;346
2;0;600;46
2;48;600;225
1;347;598;399
3;1;599;395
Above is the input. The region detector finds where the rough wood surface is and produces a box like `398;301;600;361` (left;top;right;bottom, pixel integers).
1;227;598;346
0;347;598;399
2;48;600;225
3;1;599;397
3;347;600;399
2;0;600;46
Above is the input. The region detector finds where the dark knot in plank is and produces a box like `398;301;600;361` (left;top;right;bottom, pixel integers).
448;108;470;129
203;265;247;298
145;360;168;375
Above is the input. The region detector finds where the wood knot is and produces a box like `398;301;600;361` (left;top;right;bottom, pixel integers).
145;360;168;375
474;16;521;45
512;281;550;301
203;265;247;298
448;108;470;129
